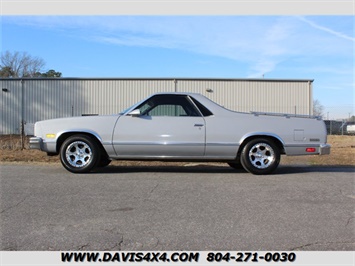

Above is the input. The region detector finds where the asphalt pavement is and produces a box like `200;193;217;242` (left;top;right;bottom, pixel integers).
0;163;354;251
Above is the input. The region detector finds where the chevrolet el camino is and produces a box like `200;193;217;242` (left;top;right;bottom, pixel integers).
30;93;330;175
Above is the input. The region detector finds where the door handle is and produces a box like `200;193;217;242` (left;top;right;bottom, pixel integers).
194;124;204;127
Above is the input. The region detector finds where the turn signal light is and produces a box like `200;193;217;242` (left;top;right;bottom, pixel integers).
306;148;316;152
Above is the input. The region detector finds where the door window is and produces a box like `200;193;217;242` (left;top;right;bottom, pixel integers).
137;95;200;117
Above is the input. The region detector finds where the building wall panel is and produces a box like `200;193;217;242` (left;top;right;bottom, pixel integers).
0;80;22;134
177;79;311;115
0;78;312;135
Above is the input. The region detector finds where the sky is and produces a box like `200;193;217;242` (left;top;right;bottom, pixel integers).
1;15;354;119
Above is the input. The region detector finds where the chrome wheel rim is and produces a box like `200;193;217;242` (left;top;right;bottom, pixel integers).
65;141;92;168
248;143;275;169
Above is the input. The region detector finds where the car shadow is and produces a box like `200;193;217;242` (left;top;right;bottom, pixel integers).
276;165;354;174
92;164;355;175
93;164;242;174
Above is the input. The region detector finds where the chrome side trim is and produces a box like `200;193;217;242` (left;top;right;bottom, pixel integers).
112;141;236;146
207;142;237;146
110;155;236;160
251;111;322;120
56;129;103;142
113;141;204;146
239;132;285;146
285;144;320;148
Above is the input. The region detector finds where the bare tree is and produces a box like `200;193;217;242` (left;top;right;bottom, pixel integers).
313;99;324;117
0;51;45;77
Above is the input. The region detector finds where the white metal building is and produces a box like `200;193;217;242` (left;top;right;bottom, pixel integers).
0;78;313;135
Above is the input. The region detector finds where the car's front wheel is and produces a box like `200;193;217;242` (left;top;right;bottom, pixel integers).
240;138;280;175
60;134;100;173
97;156;111;168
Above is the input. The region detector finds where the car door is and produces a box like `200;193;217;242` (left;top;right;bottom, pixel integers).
112;94;206;158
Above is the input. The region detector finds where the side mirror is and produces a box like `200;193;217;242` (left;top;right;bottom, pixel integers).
127;109;141;117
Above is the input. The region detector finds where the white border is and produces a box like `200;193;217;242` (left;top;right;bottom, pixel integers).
1;0;354;15
1;251;355;265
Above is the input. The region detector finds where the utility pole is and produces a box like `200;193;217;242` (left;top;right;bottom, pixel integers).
21;79;25;150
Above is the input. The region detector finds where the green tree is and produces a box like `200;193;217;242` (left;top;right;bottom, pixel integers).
0;66;14;77
35;69;62;78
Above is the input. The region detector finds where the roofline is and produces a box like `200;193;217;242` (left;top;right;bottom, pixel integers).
0;77;314;83
153;92;201;96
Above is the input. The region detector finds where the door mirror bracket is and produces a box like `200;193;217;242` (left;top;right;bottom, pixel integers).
127;109;141;117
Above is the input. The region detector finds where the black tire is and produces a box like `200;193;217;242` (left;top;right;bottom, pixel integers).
240;138;280;175
60;134;101;173
97;156;111;168
227;161;243;170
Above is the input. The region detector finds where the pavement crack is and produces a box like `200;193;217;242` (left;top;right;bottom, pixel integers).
77;244;90;250
291;242;320;250
346;216;355;227
111;236;124;251
150;184;159;194
102;228;124;250
0;196;28;214
291;241;355;251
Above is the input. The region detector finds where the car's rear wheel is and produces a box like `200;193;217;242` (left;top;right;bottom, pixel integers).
60;134;100;173
240;138;280;175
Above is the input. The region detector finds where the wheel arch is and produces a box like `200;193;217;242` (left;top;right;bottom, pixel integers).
237;133;285;159
56;131;108;158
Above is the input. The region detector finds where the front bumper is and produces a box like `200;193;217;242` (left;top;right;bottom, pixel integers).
320;143;331;155
29;137;43;150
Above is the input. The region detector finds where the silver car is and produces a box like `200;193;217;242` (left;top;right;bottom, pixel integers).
30;92;330;175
